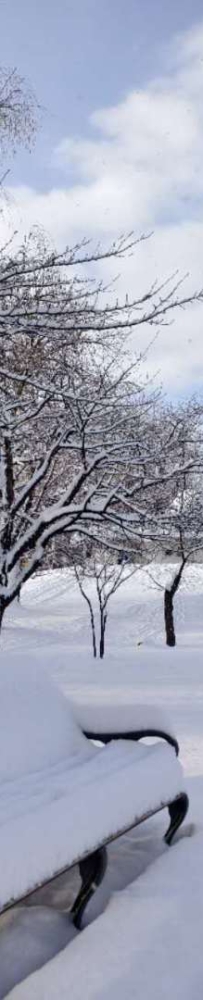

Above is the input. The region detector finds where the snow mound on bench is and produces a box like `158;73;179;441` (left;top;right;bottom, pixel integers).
0;661;91;782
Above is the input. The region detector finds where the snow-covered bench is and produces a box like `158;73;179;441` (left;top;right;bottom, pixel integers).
0;665;188;929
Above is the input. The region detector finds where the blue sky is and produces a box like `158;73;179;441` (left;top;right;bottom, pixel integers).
1;0;203;396
1;0;203;189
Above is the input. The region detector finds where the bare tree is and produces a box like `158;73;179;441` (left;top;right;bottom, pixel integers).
73;540;137;658
163;484;203;646
146;404;203;646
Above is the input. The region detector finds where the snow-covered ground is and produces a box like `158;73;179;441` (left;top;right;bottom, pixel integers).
1;563;203;999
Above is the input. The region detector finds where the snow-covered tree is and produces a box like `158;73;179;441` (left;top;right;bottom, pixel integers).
0;236;202;629
0;65;38;159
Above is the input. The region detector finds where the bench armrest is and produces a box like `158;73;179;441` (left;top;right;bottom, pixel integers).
72;701;179;756
83;727;179;755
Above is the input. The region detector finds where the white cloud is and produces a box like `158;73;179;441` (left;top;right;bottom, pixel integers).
2;21;203;396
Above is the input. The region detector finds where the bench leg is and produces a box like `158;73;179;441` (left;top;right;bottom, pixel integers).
164;792;189;846
71;846;108;930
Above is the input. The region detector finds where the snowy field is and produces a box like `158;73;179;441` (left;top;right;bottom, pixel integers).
1;563;203;999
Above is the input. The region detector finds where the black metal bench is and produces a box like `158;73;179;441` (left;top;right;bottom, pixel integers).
0;674;188;931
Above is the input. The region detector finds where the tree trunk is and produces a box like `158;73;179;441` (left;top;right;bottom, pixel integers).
164;559;186;648
164;589;176;647
99;627;105;659
90;605;97;658
0;597;6;632
99;611;107;659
